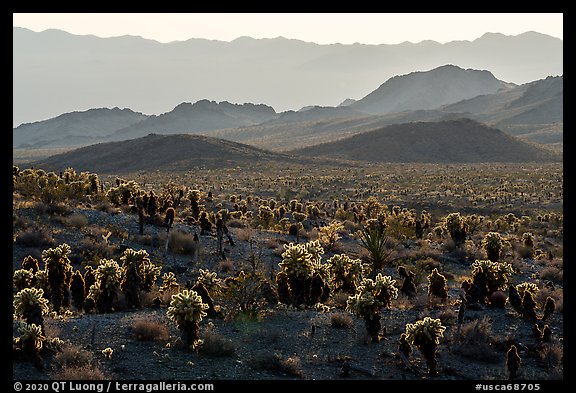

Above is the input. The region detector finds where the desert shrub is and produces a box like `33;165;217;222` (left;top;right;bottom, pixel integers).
167;289;209;349
221;271;276;318
198;327;236;357
132;317;170;341
168;231;198;255
451;317;499;362
62;214;89;229
15;228;55;248
53;364;107;380
330;312;354;328
53;343;95;369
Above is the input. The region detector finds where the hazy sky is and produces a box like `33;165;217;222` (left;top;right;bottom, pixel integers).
13;13;563;45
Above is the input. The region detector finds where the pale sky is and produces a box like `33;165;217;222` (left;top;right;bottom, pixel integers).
13;13;563;45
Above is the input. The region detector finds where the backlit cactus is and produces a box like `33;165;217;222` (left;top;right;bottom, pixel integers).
481;232;505;262
13;269;34;292
88;258;122;313
470;259;514;302
427;268;448;302
346;274;398;342
318;221;344;251
17;323;46;355
167;289;209;349
444;212;468;246
326;254;365;293
13;287;49;331
42;243;73;313
404;317;446;376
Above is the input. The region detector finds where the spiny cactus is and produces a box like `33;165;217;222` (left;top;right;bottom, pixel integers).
277;241;328;306
427;268;448;302
470;260;514;302
318;221;344;251
542;297;555;321
481;232;505;262
521;232;535;257
506;345;521;380
21;255;40;273
197;269;223;296
444;212;468;246
88;259;122;313
258;205;274;229
69;270;86;310
516;282;539;299
397;266;417;298
15;323;46;367
160;272;180;295
120;248;161;293
326;254;365;294
346;274;398;343
43;243;73;313
521;290;537;321
167;289;209;349
404;317;446;376
13;288;49;332
13;269;34;292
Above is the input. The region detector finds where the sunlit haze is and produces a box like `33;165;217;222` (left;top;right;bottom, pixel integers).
13;13;563;45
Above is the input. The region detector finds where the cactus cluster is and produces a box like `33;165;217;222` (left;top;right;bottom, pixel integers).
444;212;468;246
346;274;398;342
326;254;365;293
167;289;209;349
13;287;49;331
43;243;73;313
87;259;122;313
481;232;505;262
404;317;446;376
427;268;448;302
469;259;514;302
276;241;330;307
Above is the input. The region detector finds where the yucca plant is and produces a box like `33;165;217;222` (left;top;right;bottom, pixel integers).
404;317;446;376
13;288;49;332
346;274;398;342
358;219;391;272
481;232;505;262
42;243;73;313
167;289;209;349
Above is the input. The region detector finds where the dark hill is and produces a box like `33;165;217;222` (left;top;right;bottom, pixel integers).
291;119;561;163
32;133;298;174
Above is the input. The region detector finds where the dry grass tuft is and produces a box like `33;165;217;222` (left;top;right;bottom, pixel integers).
132;317;170;341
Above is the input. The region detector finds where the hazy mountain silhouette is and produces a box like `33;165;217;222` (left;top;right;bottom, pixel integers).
442;76;563;146
108;100;277;141
13;27;562;127
351;65;511;114
32;133;299;174
291;119;561;163
13;108;148;148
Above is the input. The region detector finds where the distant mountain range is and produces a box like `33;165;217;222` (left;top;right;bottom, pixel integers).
291;119;561;163
13;65;562;152
31;119;560;175
13;27;562;128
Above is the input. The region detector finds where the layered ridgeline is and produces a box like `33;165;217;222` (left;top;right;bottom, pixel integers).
291;119;561;163
14;27;562;128
13;100;277;149
31;133;300;174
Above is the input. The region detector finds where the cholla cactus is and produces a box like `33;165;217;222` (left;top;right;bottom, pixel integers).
120;248;161;292
521;232;535;252
13;288;49;331
88;259;122;313
21;255;40;273
17;323;46;356
197;269;223;296
69;270;86;310
481;232;505;262
167;289;209;349
470;260;514;300
106;179;140;205
346;274;398;342
444;212;468;246
160;272;180;295
318;221;344;251
404;317;446;376
13;269;34;292
515;282;539;299
427;268;448;302
277;241;329;306
42;243;73;313
258;205;274;229
326;254;365;293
